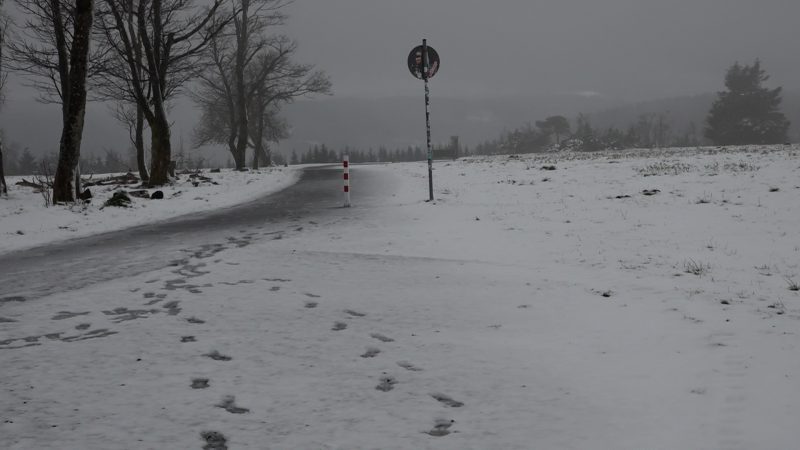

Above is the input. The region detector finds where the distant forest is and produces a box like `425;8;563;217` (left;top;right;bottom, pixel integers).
4;90;797;175
291;90;798;164
285;89;799;164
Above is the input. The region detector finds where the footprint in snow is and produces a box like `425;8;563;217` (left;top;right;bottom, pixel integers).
216;395;249;414
201;431;228;450
332;322;347;331
426;419;455;437
204;350;232;361
344;309;366;317
370;333;394;342
376;375;398;392
361;347;381;358
397;361;423;372
192;378;210;389
431;393;464;408
51;311;91;321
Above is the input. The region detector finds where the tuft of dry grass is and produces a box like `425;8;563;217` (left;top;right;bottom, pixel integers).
637;161;695;177
684;259;711;276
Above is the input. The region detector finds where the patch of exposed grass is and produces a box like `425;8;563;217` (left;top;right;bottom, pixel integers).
637;161;696;177
684;259;711;276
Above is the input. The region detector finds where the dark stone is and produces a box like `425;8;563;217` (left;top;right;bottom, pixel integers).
150;190;164;199
210;168;221;173
103;191;132;208
127;190;150;199
78;188;92;200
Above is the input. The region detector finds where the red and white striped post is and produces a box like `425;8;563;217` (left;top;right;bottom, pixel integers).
343;155;351;207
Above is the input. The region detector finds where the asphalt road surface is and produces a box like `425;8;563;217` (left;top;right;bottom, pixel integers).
0;165;386;301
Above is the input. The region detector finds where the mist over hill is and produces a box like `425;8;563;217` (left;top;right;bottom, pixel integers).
277;92;800;155
275;94;621;153
588;92;800;144
2;90;797;164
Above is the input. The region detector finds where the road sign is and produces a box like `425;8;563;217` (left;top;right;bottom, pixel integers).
407;45;440;80
408;40;439;202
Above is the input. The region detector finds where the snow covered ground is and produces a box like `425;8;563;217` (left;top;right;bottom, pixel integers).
0;167;300;255
2;146;800;449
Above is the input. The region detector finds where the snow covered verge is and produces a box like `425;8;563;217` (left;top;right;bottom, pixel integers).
0;167;300;255
2;145;800;449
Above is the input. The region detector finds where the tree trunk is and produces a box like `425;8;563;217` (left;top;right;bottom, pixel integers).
251;111;266;170
251;144;259;169
135;104;149;182
229;142;246;170
52;0;93;203
0;137;8;195
0;0;5;195
252;143;270;169
227;131;242;170
148;107;172;186
232;0;249;171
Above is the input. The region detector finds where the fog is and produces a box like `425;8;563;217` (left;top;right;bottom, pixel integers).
283;0;800;99
1;0;799;158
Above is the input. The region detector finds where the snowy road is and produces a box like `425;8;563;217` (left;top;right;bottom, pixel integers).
0;165;379;301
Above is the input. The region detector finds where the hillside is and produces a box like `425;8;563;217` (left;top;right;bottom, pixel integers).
276;94;621;152
589;92;800;143
2;91;797;163
277;92;800;154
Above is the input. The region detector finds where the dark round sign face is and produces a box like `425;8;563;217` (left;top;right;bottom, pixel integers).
408;45;440;80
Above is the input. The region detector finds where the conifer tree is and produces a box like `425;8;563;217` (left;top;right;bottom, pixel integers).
17;148;38;175
705;60;789;145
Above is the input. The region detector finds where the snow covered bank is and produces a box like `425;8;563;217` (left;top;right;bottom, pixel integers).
0;167;300;255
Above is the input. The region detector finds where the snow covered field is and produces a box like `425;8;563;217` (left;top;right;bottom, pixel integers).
2;146;800;449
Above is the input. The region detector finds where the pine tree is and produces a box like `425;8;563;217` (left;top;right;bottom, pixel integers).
575;114;602;151
705;60;789;145
18;149;38;176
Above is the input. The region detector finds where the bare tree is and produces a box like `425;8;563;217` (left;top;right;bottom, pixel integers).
92;0;150;181
193;0;288;170
6;0;106;111
248;104;286;169
653;112;671;149
194;29;330;169
50;0;93;202
96;0;229;185
230;0;288;170
0;0;7;195
247;51;329;168
111;102;149;181
6;0;99;201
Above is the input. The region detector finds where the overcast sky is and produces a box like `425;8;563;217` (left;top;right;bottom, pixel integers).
2;0;800;155
283;0;800;101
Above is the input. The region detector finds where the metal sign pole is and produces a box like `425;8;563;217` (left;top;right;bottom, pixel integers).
423;39;434;202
